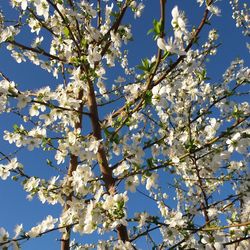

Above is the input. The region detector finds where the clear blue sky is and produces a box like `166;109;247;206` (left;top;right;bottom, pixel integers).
0;1;249;249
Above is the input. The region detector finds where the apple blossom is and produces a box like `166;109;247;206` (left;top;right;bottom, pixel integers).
0;1;249;249
0;227;9;246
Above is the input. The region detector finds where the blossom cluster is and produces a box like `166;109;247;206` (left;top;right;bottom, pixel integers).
230;0;250;36
0;1;249;249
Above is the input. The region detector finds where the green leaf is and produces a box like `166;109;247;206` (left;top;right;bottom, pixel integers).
137;58;152;72
41;137;48;148
13;124;19;130
162;51;171;60
112;133;120;144
117;200;125;209
116;116;123;125
12;176;19;181
154;20;162;35
46;159;52;166
147;19;163;39
205;20;211;25
63;27;70;38
144;90;153;105
147;28;154;35
104;128;111;137
146;158;153;167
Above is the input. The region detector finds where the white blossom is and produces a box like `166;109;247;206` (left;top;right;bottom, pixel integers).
27;215;58;238
0;227;9;245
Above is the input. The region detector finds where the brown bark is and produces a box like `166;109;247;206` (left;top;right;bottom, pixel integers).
59;1;131;247
61;90;83;250
86;78;129;241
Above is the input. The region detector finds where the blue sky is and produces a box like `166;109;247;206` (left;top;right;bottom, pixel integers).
0;1;249;249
